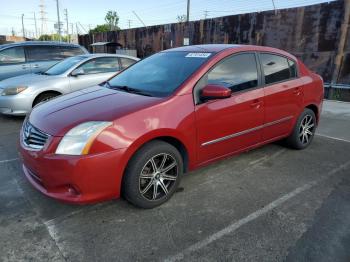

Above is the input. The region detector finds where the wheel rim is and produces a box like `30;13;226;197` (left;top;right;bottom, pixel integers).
139;153;178;201
299;114;315;145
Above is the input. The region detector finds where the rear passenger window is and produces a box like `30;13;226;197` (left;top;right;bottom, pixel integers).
261;54;291;85
27;46;62;61
120;58;136;69
0;47;25;64
207;53;259;92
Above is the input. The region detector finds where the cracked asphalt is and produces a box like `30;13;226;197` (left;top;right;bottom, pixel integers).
1;100;350;262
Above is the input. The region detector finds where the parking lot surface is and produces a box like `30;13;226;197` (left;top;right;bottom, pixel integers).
1;100;350;262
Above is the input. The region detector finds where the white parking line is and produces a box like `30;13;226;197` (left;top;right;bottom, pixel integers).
0;157;19;164
165;161;350;262
316;133;350;143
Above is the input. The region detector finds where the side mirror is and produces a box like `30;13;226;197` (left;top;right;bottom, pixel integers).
201;84;232;100
71;68;85;77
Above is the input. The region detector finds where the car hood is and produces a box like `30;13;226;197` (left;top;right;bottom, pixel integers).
0;73;60;88
29;86;162;136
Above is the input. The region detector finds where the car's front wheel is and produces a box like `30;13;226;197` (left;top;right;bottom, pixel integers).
285;108;317;149
123;140;183;208
33;92;60;107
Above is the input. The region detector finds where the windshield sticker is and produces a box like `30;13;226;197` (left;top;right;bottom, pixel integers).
185;53;212;58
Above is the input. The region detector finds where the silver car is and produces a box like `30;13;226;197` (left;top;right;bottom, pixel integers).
0;54;139;115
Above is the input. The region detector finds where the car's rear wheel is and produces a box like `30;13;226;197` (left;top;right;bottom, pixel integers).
123;140;183;208
33;92;60;107
285;108;316;149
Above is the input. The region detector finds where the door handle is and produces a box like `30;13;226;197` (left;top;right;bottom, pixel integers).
250;99;262;109
22;65;29;69
33;64;40;68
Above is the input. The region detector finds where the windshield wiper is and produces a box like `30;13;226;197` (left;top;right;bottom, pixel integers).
106;83;153;97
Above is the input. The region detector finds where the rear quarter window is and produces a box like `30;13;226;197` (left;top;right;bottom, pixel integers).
60;46;85;58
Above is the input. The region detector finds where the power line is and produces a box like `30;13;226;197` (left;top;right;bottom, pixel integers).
132;11;147;27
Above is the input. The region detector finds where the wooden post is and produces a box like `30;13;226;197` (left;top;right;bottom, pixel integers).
330;0;350;97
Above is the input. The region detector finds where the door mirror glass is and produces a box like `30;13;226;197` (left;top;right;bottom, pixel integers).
71;67;85;77
201;84;232;100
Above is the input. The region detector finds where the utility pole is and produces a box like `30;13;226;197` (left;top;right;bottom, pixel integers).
204;10;209;19
132;11;146;27
55;0;62;41
127;19;132;29
64;8;69;42
39;0;48;36
21;14;25;38
186;0;190;22
76;22;80;35
11;28;15;36
33;12;38;39
272;0;277;15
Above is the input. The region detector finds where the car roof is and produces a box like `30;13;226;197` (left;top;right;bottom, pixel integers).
165;44;242;53
75;53;140;60
0;41;83;50
164;44;294;57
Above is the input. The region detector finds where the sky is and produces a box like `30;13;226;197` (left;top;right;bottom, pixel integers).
0;0;337;37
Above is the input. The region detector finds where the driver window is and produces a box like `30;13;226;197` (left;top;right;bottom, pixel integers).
0;47;25;65
194;53;259;104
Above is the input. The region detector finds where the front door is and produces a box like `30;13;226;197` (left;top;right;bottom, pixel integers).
0;46;30;81
195;53;264;165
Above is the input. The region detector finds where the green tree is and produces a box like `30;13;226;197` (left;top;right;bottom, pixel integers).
38;34;52;41
89;24;110;34
105;10;119;31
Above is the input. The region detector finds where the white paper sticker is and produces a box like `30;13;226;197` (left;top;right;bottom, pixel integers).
185;53;212;58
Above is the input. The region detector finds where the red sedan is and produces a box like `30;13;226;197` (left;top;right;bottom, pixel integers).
19;44;324;208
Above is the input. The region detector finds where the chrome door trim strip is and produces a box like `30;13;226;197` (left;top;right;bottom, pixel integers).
201;116;293;146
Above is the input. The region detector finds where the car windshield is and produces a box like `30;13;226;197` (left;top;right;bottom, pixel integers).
44;56;86;75
107;51;212;97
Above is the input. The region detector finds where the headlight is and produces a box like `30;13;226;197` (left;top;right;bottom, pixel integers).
1;86;28;96
55;121;112;155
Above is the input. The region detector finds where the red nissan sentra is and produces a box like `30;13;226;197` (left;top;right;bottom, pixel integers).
19;44;323;208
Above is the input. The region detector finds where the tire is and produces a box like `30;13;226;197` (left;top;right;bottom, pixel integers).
285;108;316;150
33;92;59;107
122;140;183;208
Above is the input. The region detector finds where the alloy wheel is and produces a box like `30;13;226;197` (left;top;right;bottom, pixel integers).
299;114;315;145
139;153;178;201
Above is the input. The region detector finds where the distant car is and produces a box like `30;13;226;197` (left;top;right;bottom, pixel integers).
0;54;139;115
0;41;88;81
19;44;323;208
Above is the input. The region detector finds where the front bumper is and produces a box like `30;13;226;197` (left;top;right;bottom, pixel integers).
19;136;127;204
0;93;33;116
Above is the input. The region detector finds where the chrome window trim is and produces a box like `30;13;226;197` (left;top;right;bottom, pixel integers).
201;116;293;146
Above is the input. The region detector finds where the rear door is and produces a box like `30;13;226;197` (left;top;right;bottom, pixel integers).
195;52;265;164
260;53;303;141
26;45;62;73
0;46;30;80
69;57;121;92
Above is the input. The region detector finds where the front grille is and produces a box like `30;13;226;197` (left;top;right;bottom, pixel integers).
22;121;49;150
